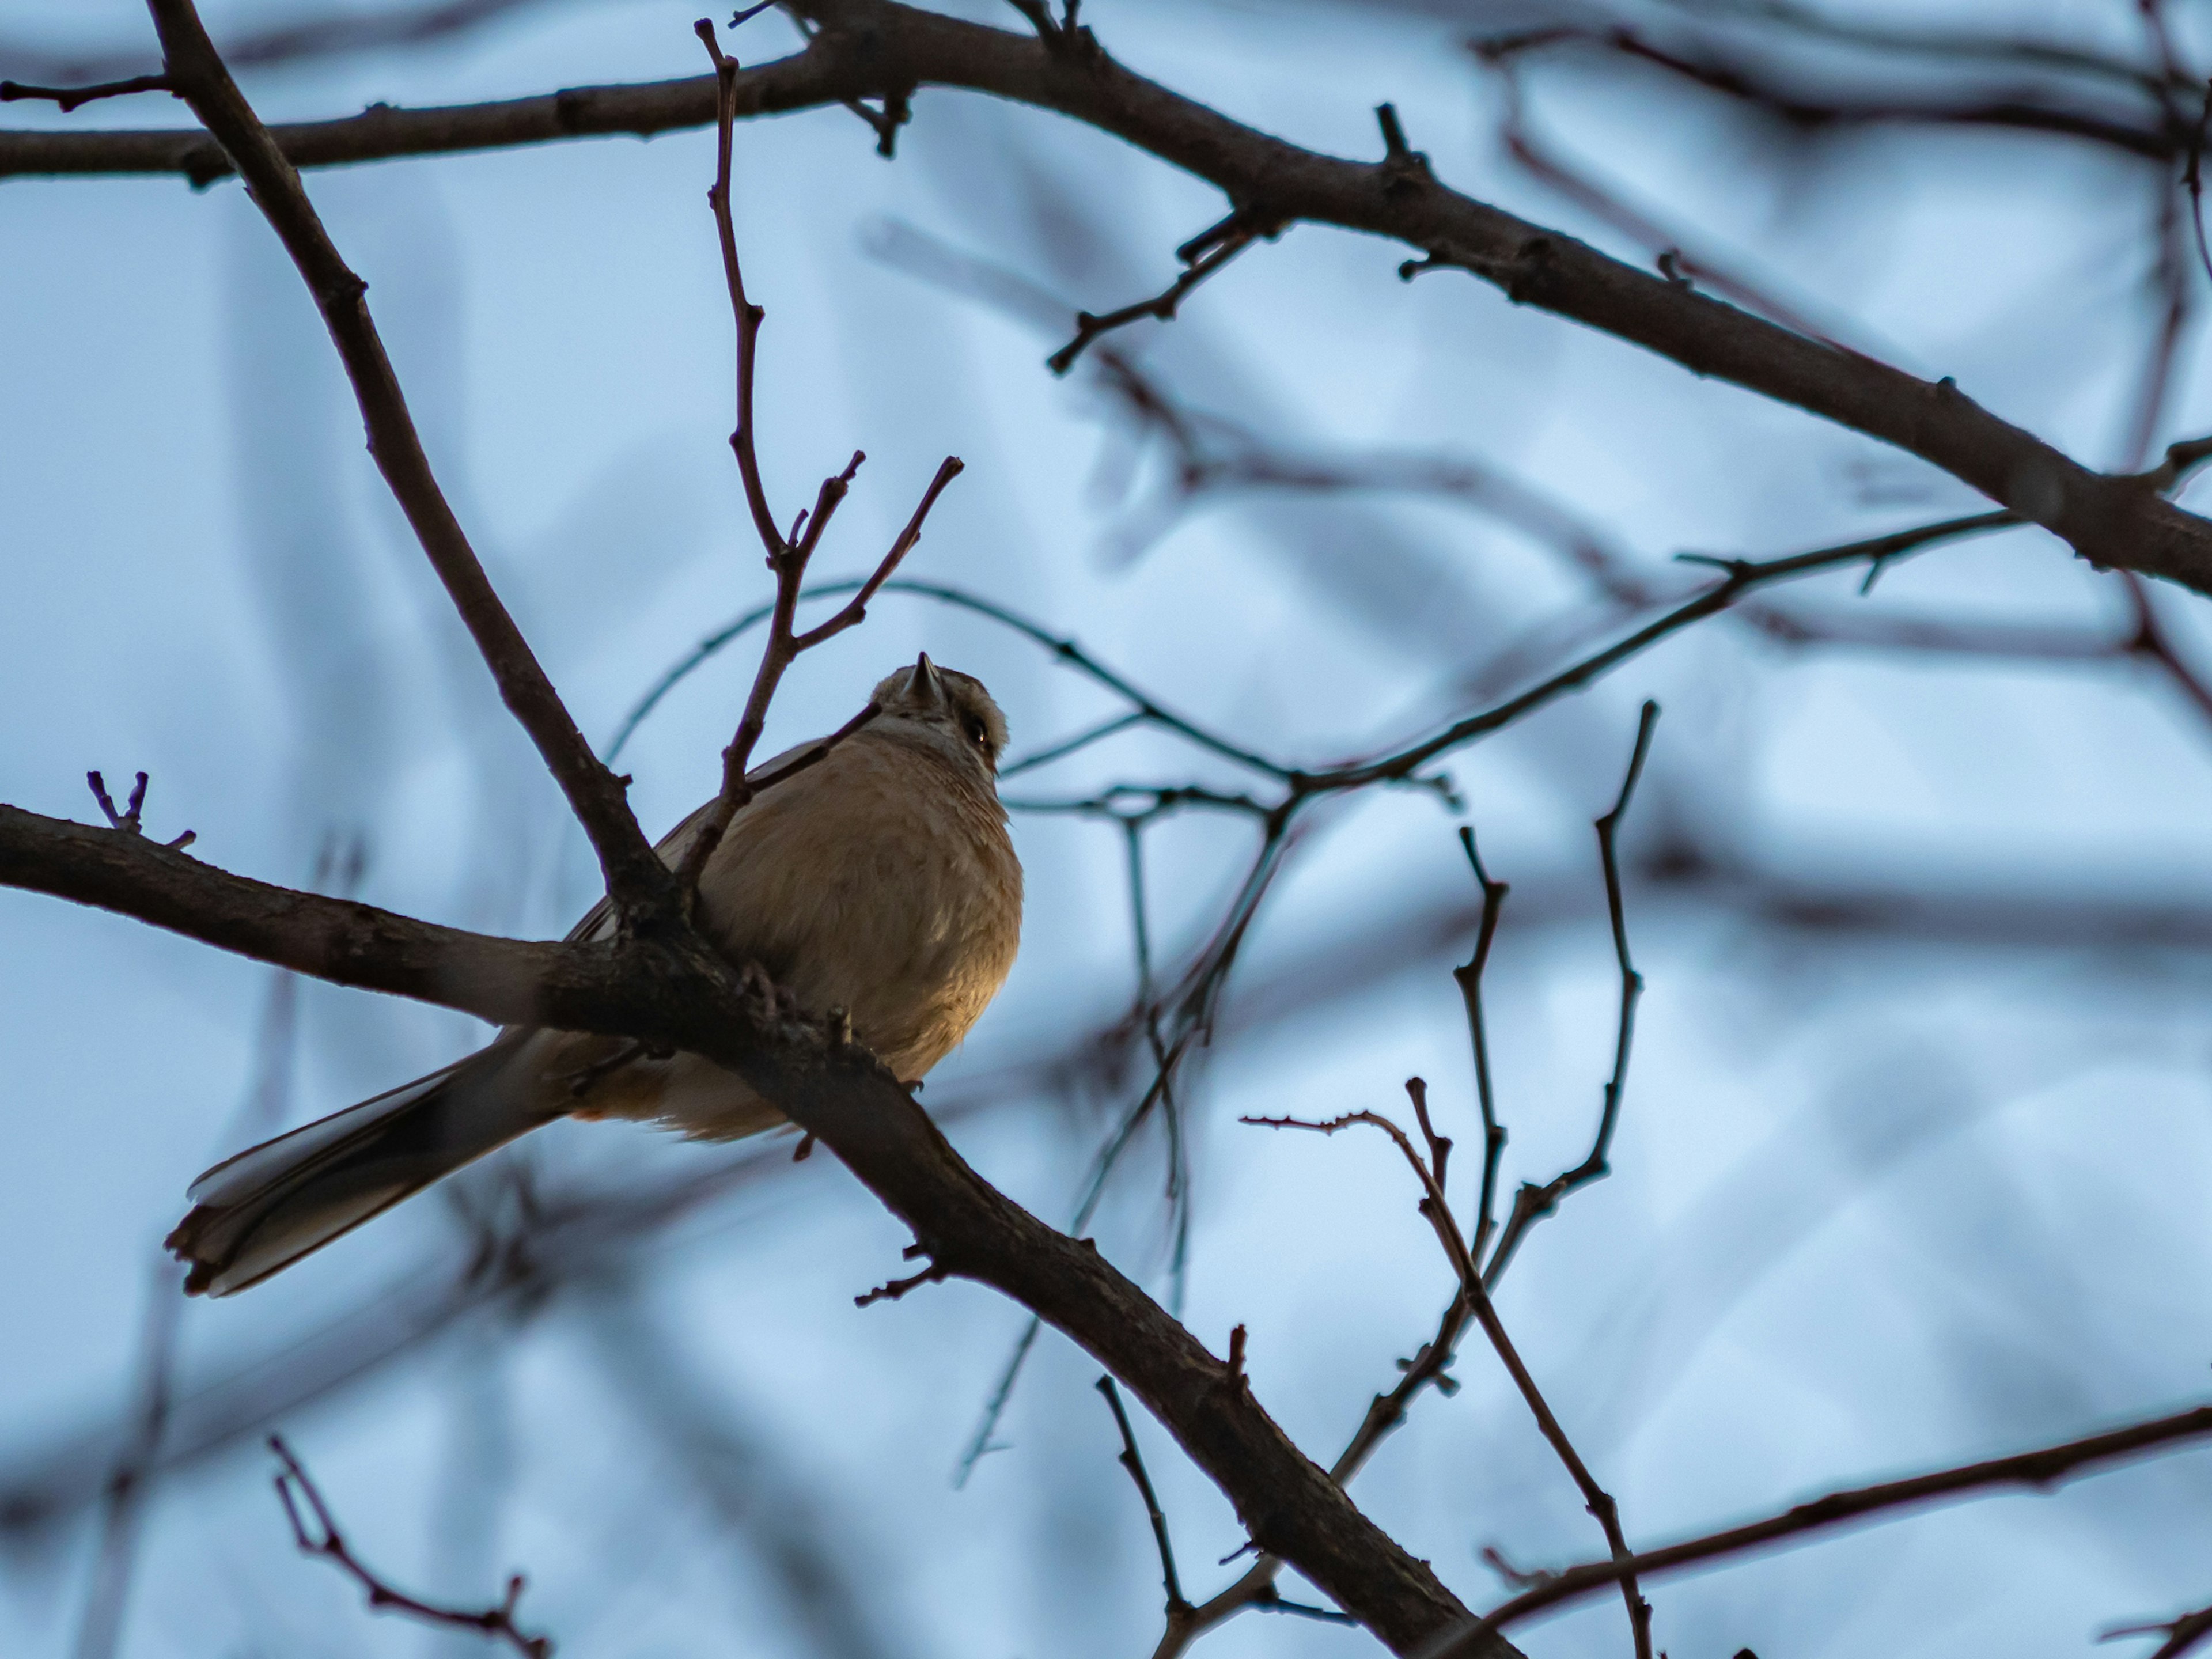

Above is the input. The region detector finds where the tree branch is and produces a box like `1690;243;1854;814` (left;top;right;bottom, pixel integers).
23;2;2212;594
0;798;1506;1657
271;1436;552;1658
141;0;675;925
1434;1400;2212;1654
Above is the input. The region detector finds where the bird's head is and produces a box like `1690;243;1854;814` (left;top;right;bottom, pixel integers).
870;653;1009;782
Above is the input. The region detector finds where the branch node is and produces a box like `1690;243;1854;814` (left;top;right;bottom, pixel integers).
1374;101;1433;190
88;770;192;847
855;1256;948;1308
1007;0;1100;62
1;74;173;113
268;1436;552;1658
1096;1376;1190;1616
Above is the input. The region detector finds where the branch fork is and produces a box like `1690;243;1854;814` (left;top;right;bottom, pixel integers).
271;1436;552;1658
86;771;195;851
679;20;965;897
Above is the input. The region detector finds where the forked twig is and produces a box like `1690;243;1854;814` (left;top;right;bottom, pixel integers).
1048;204;1284;375
0;74;172;111
675;18;964;895
1480;699;1657;1286
270;1436;552;1658
86;771;195;850
1244;1100;1654;1659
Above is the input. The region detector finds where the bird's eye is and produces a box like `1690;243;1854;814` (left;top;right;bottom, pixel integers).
964;717;989;747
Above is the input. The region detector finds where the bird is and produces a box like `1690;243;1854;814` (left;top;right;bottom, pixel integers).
166;654;1022;1296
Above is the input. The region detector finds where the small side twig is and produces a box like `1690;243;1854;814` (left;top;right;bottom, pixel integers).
2103;1598;2212;1659
1048;206;1283;375
86;771;194;850
1097;1376;1191;1619
1480;700;1657;1287
854;1243;948;1308
269;1436;552;1659
1006;0;1094;59
1374;101;1432;187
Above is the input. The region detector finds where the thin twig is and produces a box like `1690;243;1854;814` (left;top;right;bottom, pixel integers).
269;1436;552;1658
610;575;1286;778
86;770;195;850
1048;209;1280;376
0;74;171;111
1481;702;1658;1286
672;21;963;896
2104;1599;2212;1659
1097;1377;1191;1619
1453;825;1510;1260
1245;1105;1653;1658
1430;1401;2212;1655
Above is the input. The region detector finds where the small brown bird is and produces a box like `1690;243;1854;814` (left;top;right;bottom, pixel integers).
168;656;1022;1296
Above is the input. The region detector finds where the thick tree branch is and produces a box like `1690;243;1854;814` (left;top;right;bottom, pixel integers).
0;800;1506;1658
20;2;2212;594
141;0;676;924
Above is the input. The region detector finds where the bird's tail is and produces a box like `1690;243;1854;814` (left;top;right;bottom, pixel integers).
165;1036;555;1297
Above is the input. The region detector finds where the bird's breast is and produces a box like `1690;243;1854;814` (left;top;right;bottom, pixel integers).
694;733;1021;1078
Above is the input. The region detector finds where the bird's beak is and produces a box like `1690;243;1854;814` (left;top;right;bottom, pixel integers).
911;651;945;707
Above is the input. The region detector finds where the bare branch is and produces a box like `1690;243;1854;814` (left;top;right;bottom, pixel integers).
1451;827;1509;1260
0;794;1501;1655
141;0;672;922
24;1;2212;594
1097;1376;1192;1622
696;16;785;562
270;1437;552;1658
1482;702;1657;1285
666;24;966;898
1433;1401;2212;1654
0;74;171;112
1047;205;1282;376
1245;1104;1653;1658
2103;1599;2212;1659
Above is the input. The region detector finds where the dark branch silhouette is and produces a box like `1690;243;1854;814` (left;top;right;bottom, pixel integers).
271;1437;553;1658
